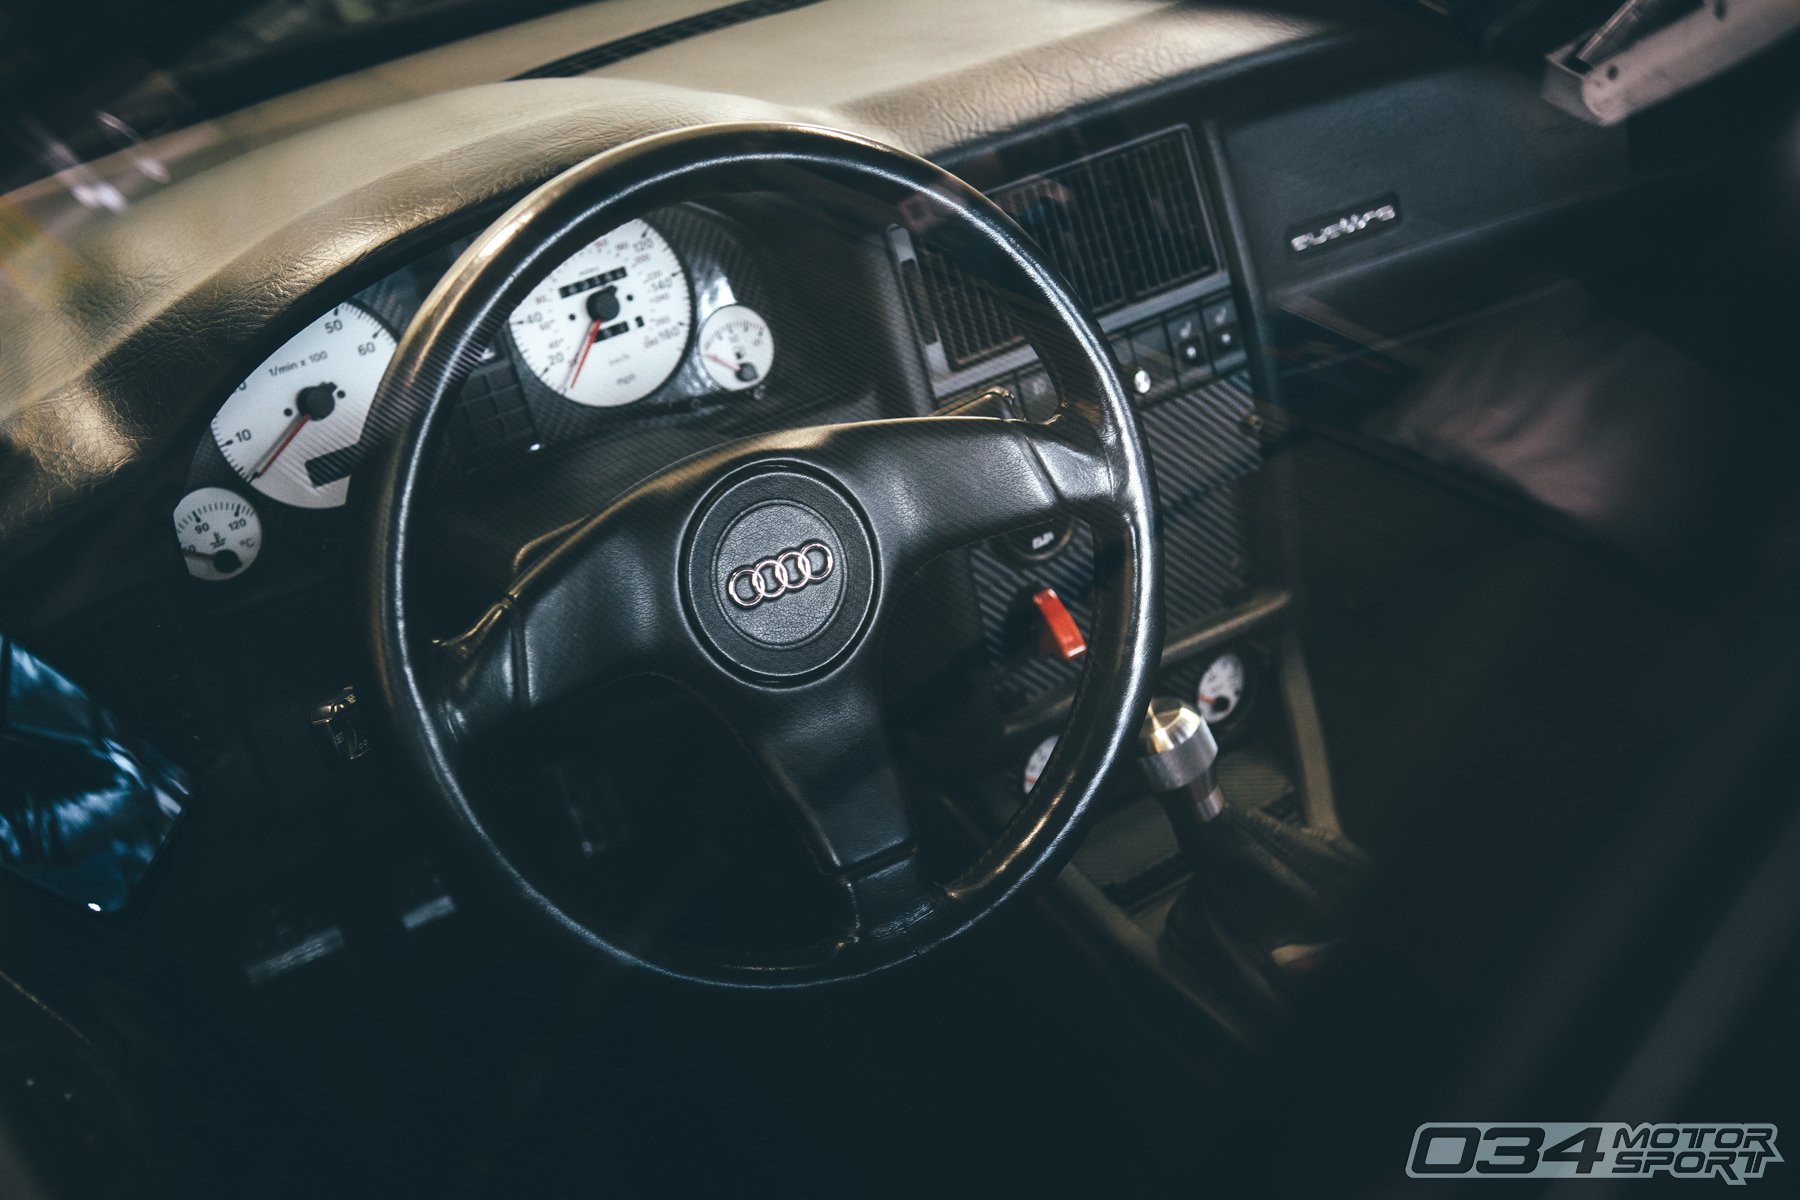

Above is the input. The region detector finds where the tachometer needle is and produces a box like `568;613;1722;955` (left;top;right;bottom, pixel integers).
250;412;308;480
251;382;339;480
566;320;603;391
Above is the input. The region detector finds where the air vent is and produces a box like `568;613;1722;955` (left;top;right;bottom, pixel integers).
914;129;1216;371
913;245;1025;373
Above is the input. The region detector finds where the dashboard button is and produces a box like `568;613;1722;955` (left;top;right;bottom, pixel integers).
1209;323;1243;360
1109;335;1152;398
998;514;1073;564
1201;297;1238;331
1126;321;1177;395
1166;308;1210;382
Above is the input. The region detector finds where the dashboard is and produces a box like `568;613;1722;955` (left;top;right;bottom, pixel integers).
0;1;1641;954
129;105;1318;1000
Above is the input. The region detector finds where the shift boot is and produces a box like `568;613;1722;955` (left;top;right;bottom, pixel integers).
1137;697;1374;1003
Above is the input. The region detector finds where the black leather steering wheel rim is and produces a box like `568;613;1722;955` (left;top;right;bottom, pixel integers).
356;123;1162;987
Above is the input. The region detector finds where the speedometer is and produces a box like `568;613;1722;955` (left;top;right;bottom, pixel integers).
212;302;396;509
506;219;692;407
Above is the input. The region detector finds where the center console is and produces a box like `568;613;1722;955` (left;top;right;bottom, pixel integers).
886;125;1347;1047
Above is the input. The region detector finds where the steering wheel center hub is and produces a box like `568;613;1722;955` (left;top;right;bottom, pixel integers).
685;470;875;678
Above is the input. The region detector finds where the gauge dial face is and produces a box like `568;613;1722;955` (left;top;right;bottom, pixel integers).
1197;652;1247;725
174;487;262;581
697;304;774;392
212;302;396;509
507;219;693;407
1022;734;1059;795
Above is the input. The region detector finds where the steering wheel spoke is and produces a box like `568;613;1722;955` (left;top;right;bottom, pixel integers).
435;490;691;742
723;664;941;949
780;416;1114;579
717;660;916;878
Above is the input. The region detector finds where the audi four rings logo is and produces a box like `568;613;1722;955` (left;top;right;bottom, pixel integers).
727;542;834;608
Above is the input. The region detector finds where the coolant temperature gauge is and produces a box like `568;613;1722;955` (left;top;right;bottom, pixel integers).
174;487;262;581
697;304;774;391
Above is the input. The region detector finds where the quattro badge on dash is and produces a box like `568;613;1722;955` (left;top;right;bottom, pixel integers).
1407;1123;1781;1183
1286;194;1400;256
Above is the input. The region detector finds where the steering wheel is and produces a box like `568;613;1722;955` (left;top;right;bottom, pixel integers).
358;124;1161;986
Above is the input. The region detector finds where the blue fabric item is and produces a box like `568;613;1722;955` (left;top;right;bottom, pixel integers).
0;636;189;912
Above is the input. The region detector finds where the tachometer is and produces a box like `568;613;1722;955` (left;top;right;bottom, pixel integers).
506;219;692;407
213;302;396;509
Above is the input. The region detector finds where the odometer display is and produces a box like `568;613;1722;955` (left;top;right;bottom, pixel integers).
506;219;692;408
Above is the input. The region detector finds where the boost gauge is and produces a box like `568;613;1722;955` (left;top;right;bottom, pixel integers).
507;219;692;407
174;487;262;581
213;302;396;509
698;304;774;391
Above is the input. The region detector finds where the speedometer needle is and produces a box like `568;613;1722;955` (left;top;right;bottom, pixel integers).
566;320;603;391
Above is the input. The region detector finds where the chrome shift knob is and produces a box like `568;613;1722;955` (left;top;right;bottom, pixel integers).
1138;696;1223;822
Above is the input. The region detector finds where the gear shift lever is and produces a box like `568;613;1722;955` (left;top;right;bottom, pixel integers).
1137;697;1374;1001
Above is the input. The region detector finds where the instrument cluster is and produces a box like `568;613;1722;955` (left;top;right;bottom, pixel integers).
175;205;777;596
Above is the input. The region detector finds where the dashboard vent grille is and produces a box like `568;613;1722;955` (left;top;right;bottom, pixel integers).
915;129;1216;370
913;246;1025;372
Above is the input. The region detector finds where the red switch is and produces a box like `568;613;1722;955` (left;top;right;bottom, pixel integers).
1031;588;1087;662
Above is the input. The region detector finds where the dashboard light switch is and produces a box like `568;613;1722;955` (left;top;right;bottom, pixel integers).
310;685;371;769
1031;588;1088;662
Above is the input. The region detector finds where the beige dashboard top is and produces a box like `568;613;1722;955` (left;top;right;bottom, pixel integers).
0;0;1330;549
247;0;1317;163
589;0;1321;154
8;0;1321;205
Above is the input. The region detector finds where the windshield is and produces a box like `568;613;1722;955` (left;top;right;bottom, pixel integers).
0;0;587;196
